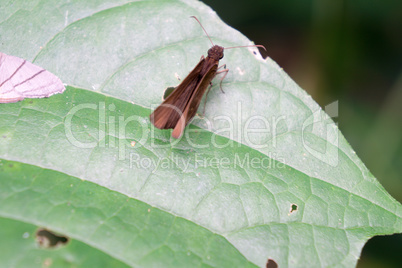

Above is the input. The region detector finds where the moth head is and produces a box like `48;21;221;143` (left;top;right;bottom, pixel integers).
207;45;224;61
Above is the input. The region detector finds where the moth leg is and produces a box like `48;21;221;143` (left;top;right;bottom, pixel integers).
216;64;229;93
202;65;229;115
217;64;226;70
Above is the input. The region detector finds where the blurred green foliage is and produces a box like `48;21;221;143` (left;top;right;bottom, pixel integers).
202;0;402;267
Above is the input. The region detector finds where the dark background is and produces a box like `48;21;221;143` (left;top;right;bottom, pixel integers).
202;0;402;267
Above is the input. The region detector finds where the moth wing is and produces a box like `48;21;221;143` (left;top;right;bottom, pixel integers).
150;59;205;129
0;52;65;103
172;64;217;139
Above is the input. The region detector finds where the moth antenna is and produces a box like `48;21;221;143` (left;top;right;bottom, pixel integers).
190;16;215;47
225;45;267;51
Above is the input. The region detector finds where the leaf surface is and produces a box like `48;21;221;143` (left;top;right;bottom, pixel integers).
0;0;401;267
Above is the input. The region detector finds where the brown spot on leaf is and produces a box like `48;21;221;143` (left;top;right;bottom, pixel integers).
266;258;278;268
290;203;298;213
36;228;69;248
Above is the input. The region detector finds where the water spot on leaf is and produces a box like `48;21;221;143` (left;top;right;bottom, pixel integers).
43;258;52;267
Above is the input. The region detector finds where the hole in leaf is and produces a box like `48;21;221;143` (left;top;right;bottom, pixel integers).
163;86;176;100
36;228;69;248
289;203;298;213
253;47;268;59
266;258;278;268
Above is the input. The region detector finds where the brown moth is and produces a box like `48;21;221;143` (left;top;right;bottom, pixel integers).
150;16;265;139
0;52;65;103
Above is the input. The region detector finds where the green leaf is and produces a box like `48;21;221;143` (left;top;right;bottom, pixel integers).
1;0;401;267
0;217;129;267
